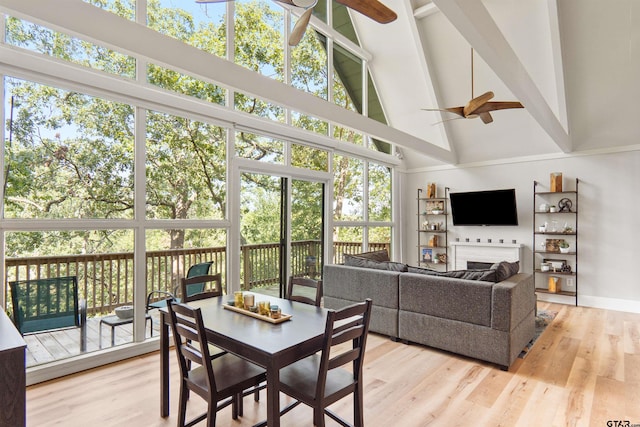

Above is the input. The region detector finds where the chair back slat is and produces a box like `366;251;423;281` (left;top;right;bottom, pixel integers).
286;277;322;307
181;274;222;302
9;276;80;334
328;348;359;371
167;300;217;392
315;299;372;400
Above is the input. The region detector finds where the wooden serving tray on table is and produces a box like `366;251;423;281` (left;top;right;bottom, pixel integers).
223;303;292;324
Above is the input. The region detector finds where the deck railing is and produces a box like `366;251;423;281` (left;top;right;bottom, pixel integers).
4;240;390;315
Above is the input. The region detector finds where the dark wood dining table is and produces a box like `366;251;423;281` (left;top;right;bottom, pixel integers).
159;294;328;427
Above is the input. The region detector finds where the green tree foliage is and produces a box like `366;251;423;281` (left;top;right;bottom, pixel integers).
3;0;390;259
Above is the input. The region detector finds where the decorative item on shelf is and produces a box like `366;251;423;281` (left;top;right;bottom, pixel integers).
561;264;572;273
550;172;563;192
421;248;433;262
436;253;447;264
544;259;566;272
545;238;563;252
426;200;444;214
562;223;574;234
428;235;438;247
422;220;430;230
549;205;558;213
539;222;548;232
540;262;551;272
559;240;570;253
548;276;560;293
427;183;437;198
539;203;550;212
558;198;573;212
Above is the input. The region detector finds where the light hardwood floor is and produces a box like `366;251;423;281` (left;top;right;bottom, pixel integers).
26;302;640;426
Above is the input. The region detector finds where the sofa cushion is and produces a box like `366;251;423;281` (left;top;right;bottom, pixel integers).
400;273;493;327
407;265;496;282
323;265;400;310
344;255;408;272
491;261;520;282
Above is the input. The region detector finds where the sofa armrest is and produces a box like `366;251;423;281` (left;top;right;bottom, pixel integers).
491;273;535;332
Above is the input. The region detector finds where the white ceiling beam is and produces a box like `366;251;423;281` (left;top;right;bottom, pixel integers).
404;0;458;161
432;0;572;152
0;0;456;163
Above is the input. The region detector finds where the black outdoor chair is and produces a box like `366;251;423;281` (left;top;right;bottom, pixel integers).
9;276;87;352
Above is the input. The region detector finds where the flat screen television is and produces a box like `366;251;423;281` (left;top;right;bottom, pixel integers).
449;189;518;226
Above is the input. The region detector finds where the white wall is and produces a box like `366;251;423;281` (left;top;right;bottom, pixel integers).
402;149;640;313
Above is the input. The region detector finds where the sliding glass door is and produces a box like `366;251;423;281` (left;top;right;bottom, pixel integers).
240;172;324;297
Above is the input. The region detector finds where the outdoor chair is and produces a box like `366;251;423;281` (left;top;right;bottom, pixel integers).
166;300;266;427
286;276;323;307
9;276;87;352
275;298;372;427
146;261;214;312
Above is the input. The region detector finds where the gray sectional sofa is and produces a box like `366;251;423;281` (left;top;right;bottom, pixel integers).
323;261;536;369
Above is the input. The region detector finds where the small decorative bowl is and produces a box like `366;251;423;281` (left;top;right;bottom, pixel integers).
227;299;235;306
115;305;134;319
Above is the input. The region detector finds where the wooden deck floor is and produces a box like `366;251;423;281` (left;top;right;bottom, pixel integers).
24;313;162;368
23;285;290;368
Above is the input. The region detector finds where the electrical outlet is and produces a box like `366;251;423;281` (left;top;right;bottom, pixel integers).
565;278;575;289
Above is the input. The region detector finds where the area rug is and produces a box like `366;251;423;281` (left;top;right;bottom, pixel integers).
518;309;557;359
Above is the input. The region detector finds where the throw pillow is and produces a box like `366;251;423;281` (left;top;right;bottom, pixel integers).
343;254;408;272
407;266;439;276
490;261;520;282
434;269;497;282
345;249;390;262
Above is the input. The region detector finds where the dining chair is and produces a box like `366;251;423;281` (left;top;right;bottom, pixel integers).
275;298;373;427
166;300;266;427
286;276;323;307
179;273;228;361
146;261;215;312
180;273;223;303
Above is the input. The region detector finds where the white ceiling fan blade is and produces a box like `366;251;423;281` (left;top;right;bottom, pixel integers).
289;8;313;46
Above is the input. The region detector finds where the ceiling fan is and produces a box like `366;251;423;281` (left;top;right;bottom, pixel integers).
423;48;524;124
197;0;397;47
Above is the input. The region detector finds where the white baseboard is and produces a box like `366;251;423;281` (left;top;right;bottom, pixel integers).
537;293;640;314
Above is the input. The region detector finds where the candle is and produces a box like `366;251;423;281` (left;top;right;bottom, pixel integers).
243;293;255;310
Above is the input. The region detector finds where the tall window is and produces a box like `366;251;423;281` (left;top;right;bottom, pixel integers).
146;111;227;221
332;154;392;260
4;77;134;219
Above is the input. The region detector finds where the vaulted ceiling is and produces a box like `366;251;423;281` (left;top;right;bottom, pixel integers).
352;0;640;168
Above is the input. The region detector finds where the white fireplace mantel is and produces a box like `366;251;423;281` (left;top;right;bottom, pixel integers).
450;242;523;271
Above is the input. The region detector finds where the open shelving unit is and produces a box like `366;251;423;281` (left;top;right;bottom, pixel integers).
533;178;579;305
417;187;449;271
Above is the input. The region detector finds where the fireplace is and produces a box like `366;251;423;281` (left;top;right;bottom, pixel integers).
451;242;523;271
